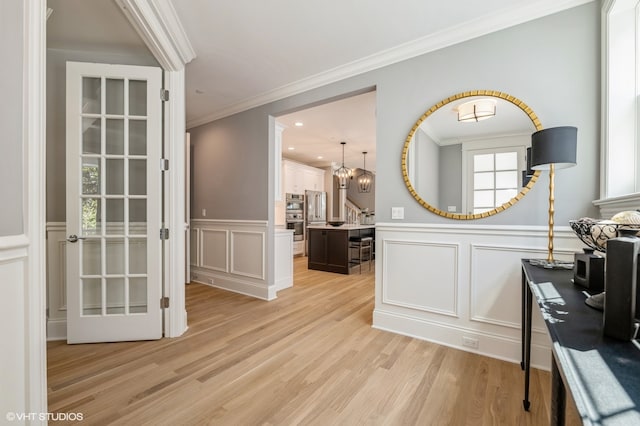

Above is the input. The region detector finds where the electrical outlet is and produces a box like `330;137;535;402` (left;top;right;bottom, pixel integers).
208;278;214;284
462;336;479;349
202;209;207;217
448;206;457;212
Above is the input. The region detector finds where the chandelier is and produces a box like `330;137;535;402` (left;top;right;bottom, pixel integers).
357;151;373;193
334;141;352;189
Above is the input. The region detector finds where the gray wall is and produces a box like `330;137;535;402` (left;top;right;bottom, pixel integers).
190;3;600;226
0;0;24;236
46;48;158;222
439;144;463;213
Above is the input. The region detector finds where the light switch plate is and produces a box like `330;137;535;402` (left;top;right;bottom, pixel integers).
391;207;404;219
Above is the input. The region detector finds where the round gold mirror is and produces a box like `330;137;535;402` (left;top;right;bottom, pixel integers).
402;90;542;219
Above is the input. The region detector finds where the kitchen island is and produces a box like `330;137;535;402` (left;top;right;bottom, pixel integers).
307;224;375;274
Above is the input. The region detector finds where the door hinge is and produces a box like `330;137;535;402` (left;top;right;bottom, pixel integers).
161;297;170;308
160;228;169;240
160;89;170;102
160;158;169;171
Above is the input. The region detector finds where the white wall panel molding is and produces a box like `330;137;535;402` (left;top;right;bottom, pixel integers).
381;239;459;317
375;223;583;369
230;231;265;280
45;225;67;340
190;220;271;300
200;229;228;272
593;193;640;219
0;234;29;262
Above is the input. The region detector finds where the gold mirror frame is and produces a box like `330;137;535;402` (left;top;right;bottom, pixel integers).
401;90;543;219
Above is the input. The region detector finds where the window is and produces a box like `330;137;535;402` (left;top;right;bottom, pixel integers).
467;149;521;214
461;136;526;215
597;0;640;217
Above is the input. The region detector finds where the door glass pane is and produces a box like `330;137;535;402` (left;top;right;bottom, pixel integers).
474;172;493;190
106;238;125;274
82;239;101;275
82;77;101;114
474;190;494;208
129;120;147;155
129;278;147;314
82;158;100;195
129;80;147;116
82;198;101;235
129;239;147;274
106;79;124;115
82;278;102;316
106;278;125;315
496;152;518;170
106;159;124;195
82;118;101;154
106;119;124;155
474;154;494;172
129;160;147;195
105;199;124;235
496;171;517;188
129;199;147;235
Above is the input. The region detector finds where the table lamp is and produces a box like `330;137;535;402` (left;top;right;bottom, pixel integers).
529;126;577;268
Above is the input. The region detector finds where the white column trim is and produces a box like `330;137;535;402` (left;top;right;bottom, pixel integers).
23;0;48;420
164;69;187;337
115;0;196;71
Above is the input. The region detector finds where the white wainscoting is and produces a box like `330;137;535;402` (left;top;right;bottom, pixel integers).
373;223;584;370
191;220;276;300
0;235;29;417
46;223;67;340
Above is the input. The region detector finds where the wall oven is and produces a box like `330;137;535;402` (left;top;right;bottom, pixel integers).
285;193;305;242
285;193;304;213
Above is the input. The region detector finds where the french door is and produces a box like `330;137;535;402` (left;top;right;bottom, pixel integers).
65;61;163;343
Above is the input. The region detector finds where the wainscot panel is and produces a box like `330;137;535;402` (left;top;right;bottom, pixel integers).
0;234;28;417
373;223;584;371
191;220;274;300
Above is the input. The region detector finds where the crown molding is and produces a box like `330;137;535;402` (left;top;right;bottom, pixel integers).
116;0;196;71
187;0;593;129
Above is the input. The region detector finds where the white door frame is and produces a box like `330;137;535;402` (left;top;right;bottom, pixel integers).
23;0;195;418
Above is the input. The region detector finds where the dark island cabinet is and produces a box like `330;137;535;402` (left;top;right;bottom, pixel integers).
308;229;349;273
307;226;375;274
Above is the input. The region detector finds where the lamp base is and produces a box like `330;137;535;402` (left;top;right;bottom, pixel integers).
528;258;574;269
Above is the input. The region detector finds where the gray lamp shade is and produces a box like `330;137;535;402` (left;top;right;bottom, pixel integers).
530;126;577;170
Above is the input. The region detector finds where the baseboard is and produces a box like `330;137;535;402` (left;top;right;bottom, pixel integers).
47;318;67;341
373;308;551;371
191;269;276;301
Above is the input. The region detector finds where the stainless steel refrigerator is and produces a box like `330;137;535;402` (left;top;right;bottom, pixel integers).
305;190;327;255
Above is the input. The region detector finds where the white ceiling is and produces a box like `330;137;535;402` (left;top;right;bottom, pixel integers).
45;0;590;171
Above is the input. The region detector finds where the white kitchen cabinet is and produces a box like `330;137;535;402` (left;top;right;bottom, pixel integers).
304;168;324;191
293;240;304;256
283;159;324;195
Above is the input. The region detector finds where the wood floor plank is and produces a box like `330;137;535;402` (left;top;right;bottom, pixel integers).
47;256;578;425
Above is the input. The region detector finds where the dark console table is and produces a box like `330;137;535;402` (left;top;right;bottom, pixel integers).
521;259;640;425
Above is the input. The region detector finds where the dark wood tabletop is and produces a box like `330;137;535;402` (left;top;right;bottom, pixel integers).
522;260;640;425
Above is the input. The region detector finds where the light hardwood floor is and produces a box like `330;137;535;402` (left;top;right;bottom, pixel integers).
48;257;578;425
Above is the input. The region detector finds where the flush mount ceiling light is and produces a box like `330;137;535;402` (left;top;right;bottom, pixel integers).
357;151;373;193
457;98;497;122
334;141;353;189
294;121;304;127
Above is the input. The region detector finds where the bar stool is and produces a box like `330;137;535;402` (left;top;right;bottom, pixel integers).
349;236;372;273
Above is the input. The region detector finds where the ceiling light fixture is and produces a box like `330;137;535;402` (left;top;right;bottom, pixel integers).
457;99;497;122
334;141;352;189
357;152;373;193
294;121;304;127
288;146;295;150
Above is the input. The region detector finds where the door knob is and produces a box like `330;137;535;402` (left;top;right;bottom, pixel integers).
67;234;86;243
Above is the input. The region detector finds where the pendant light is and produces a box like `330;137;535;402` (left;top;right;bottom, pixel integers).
357;151;373;193
334;141;352;189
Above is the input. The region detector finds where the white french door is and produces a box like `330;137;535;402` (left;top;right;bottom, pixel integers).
65;61;163;343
